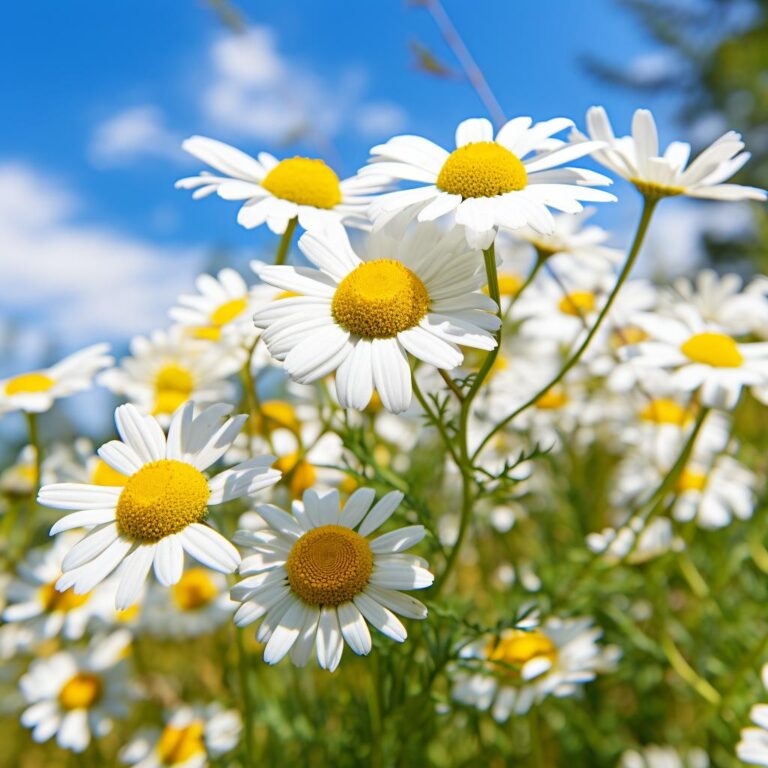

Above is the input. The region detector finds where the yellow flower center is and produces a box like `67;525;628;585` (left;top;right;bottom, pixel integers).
58;673;103;710
610;326;649;350
153;364;195;416
39;582;90;613
116;604;140;623
91;459;128;487
629;178;685;200
681;332;744;368
677;467;708;493
4;372;55;395
486;629;557;672
286;524;373;606
191;297;249;341
116;460;210;543
640;398;694;427
171;568;219;611
275;452;317;499
331;260;430;339
157;722;206;765
257;400;301;434
437;141;527;198
497;272;523;297
558;291;596;317
261;157;342;209
535;388;569;410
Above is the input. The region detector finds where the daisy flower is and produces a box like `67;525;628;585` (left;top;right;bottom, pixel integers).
586;517;681;565
37;402;280;610
577;106;767;201
175;135;390;233
624;306;768;408
737;664;768;766
252;222;500;413
169;268;261;347
451;617;619;720
120;704;241;768
99;328;245;425
2;533;114;641
620;745;709;768
0;344;112;415
19;630;132;753
231;486;433;672
361;116;616;249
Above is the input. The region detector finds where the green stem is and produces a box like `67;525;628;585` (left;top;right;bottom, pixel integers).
235;626;256;767
25;411;42;495
275;217;298;265
472;196;659;462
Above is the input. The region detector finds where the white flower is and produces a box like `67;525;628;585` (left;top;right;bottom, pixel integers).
451;617;619;720
586;517;681;565
120;704;241;767
99;328;245;425
577;106;766;201
19;630;132;753
252;222;500;413
2;533;115;641
231;487;433;672
361;116;615;249
0;344;112;415
38;402;280;609
621;745;709;768
175;136;390;234
737;664;768;766
623;306;768;408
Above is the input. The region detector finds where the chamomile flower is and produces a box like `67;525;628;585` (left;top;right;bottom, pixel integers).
624;307;768;408
120;704;241;768
19;630;132;753
737;664;768;766
169;268;260;347
0;344;112;415
38;402;280;609
141;568;235;638
231;487;433;672
587;517;681;565
99;329;245;425
176;135;390;233
2;533;113;641
361;116;615;249
252;222;500;413
451;617;619;720
577;106;766;201
620;746;709;768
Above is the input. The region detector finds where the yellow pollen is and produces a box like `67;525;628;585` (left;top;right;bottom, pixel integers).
116;460;210;543
629;178;685;199
610;325;649;350
257;400;301;434
4;372;55;396
157;722;206;765
640;398;693;427
153;364;195;416
39;582;90;613
171;568;218;611
437;141;527;198
286;524;373;606
558;291;596;317
535;388;569;410
486;629;557;671
58;673;103;710
91;459;128;487
276;452;317;499
677;467;708;493
681;332;744;368
331;260;429;339
261;157;342;209
497;272;523;297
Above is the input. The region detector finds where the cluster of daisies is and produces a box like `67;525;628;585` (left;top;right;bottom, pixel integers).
0;105;767;764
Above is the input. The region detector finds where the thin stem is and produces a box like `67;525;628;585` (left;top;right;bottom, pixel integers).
25;411;42;495
275;217;298;266
421;0;506;127
235;626;256;767
473;196;659;462
438;368;465;402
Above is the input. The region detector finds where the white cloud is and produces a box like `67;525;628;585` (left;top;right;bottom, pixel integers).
89;105;184;168
0;162;201;351
201;26;407;144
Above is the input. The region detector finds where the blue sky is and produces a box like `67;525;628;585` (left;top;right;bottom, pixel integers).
1;0;684;378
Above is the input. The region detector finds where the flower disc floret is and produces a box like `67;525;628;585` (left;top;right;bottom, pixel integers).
681;332;744;368
58;673;103;710
486;629;557;672
153;364;195;416
437;141;528;198
116;459;210;543
286;524;373;606
331;259;430;339
261;157;342;209
171;568;218;611
5;372;55;395
40;582;90;612
157;722;205;764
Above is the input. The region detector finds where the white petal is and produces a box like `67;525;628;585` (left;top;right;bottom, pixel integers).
337;601;372;656
114;404;166;463
358;491;404;537
179;524;240;573
115;544;155;609
353;592;407;642
153;535;185;586
339;488;376;529
316;607;344;672
371;338;411;413
336;340;374;410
